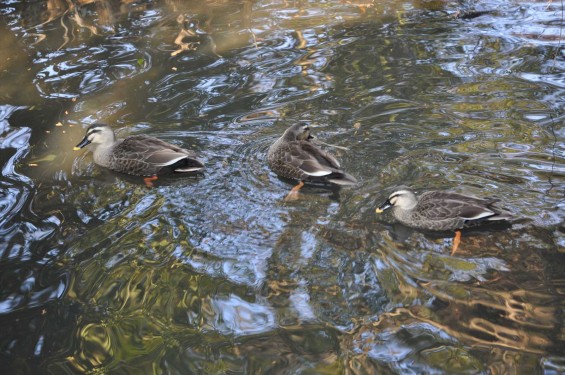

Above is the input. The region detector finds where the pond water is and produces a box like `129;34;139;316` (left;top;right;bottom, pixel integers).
0;0;564;373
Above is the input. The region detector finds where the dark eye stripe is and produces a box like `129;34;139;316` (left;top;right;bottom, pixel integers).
87;129;102;136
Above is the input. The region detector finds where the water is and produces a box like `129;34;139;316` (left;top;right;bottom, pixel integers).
0;0;564;373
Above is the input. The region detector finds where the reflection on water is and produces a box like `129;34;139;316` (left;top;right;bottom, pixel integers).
0;0;564;373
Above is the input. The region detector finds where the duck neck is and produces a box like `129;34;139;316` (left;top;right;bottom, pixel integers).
404;201;418;210
92;144;114;167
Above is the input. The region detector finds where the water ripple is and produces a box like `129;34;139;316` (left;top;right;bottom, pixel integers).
34;43;152;98
0;1;564;373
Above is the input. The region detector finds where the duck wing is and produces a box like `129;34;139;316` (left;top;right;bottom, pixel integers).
424;191;498;206
417;192;497;221
289;141;342;176
112;135;202;175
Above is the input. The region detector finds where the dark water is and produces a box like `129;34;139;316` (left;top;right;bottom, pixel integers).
0;0;564;373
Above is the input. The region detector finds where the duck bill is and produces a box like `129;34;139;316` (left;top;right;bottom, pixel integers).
375;199;392;214
74;136;91;150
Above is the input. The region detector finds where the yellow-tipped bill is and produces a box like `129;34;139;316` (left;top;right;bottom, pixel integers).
74;136;91;150
376;199;392;214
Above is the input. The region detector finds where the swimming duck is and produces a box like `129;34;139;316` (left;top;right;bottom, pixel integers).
267;123;357;200
74;123;204;186
376;188;512;254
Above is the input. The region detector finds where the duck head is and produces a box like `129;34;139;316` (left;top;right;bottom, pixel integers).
74;124;116;150
283;123;314;142
376;189;418;213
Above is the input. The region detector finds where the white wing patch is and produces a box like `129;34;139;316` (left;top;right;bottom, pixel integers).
461;210;494;220
159;155;187;167
302;169;332;176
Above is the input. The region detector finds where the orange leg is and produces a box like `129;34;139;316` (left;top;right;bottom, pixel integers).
143;175;158;188
451;230;462;255
284;181;304;201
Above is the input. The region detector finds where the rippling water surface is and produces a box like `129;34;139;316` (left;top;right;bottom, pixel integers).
0;0;564;373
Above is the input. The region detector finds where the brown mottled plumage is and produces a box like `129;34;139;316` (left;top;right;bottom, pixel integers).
74;124;204;177
267;123;357;186
376;188;512;231
376;188;512;254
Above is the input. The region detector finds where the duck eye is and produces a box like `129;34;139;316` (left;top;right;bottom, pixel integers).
87;129;101;138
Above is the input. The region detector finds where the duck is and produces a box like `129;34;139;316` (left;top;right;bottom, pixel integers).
267;123;357;200
376;188;512;254
74;123;204;186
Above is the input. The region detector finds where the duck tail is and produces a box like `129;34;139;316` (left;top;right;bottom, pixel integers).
488;204;513;221
327;172;357;186
175;166;204;172
174;158;205;173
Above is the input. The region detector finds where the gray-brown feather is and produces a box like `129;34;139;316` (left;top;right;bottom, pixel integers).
394;191;511;231
267;126;356;185
109;135;203;176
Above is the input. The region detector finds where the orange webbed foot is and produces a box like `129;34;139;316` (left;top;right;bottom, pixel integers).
451;230;462;255
284;181;304;201
144;175;158;188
